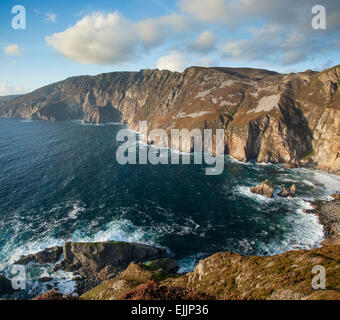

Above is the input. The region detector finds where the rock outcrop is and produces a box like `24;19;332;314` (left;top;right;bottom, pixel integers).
82;245;340;300
15;241;167;295
250;180;274;198
15;246;63;265
0;65;339;173
278;184;296;198
53;242;167;280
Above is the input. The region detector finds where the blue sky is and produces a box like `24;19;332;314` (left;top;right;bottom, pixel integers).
1;0;339;95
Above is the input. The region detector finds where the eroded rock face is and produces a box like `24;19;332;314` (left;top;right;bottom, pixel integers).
1;65;339;173
250;180;274;198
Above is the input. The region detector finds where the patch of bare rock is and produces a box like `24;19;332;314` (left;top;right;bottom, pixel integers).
250;179;296;198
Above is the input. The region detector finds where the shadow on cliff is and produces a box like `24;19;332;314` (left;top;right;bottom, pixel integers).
243;96;315;164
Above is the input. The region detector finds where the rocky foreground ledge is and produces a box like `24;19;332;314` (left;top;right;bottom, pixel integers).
81;244;340;300
14;241;167;294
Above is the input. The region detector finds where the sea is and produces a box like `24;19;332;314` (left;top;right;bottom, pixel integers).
0;117;339;298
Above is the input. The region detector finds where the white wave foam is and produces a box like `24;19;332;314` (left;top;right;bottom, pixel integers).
4;218;165;266
234;182;325;255
6;238;65;265
68;202;85;220
263;211;324;255
294;168;340;196
72;219;152;244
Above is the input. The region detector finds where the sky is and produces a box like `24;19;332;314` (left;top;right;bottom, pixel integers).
0;0;340;96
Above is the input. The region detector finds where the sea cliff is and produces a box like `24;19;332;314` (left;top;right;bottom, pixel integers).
0;65;339;173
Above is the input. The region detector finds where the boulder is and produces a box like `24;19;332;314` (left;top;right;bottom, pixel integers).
250;180;274;198
278;184;297;198
0;275;14;296
145;259;180;274
15;246;63;265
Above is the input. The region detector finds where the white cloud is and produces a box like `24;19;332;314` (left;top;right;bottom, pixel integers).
44;1;340;67
157;51;188;72
220;22;328;66
190;30;216;53
46;12;138;64
178;0;228;22
4;45;22;56
46;12;189;65
45;12;57;23
177;0;340;66
0;83;25;96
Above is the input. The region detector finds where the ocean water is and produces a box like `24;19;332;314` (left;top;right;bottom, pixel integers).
0;117;339;298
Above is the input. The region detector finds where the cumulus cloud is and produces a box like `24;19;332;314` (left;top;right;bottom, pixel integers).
4;44;22;56
217;0;340;65
0;83;25;96
46;12;189;64
157;51;188;72
178;0;340;66
46;12;138;64
178;0;228;22
190;30;216;53
136;13;189;48
44;0;340;67
220;22;328;65
45;12;57;23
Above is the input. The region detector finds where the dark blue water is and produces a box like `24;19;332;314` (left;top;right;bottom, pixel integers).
0;117;339;297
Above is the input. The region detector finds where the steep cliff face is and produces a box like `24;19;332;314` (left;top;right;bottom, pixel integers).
1;65;339;173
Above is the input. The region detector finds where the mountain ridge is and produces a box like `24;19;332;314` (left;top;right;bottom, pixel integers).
1;65;339;173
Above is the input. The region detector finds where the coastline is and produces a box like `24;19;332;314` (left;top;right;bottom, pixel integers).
307;196;340;245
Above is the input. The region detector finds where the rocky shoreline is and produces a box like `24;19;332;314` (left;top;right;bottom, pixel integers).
0;194;338;300
307;194;340;246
